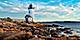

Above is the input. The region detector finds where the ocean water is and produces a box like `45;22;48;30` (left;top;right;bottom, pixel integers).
43;23;80;31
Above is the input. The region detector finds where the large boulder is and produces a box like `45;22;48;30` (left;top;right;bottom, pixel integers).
26;32;32;38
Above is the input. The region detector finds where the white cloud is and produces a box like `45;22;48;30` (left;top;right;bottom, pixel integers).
50;1;55;3
0;1;80;21
0;2;12;6
0;6;3;9
4;1;8;3
61;9;74;15
31;3;80;21
12;8;21;11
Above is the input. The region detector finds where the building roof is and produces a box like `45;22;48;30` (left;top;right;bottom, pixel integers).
25;15;32;18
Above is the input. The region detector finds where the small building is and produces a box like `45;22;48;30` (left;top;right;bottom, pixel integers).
25;15;33;23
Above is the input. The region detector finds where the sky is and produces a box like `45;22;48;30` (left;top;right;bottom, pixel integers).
0;0;80;22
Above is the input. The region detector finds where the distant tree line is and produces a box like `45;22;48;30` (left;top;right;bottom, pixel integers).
0;17;13;22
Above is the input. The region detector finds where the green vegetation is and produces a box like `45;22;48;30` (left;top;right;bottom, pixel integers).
0;17;13;22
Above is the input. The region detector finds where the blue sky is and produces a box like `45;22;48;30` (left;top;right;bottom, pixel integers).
0;0;80;22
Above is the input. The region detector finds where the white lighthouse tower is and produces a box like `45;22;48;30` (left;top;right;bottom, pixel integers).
25;4;34;23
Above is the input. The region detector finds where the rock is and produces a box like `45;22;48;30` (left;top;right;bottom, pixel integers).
0;28;3;32
29;38;45;40
26;32;32;38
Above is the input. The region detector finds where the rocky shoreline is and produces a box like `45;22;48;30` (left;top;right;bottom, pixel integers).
0;18;80;40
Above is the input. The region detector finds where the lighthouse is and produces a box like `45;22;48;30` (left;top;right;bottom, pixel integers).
25;4;34;23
